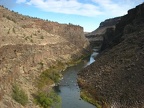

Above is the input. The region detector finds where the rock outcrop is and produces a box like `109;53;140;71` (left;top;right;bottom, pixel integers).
85;17;121;49
78;3;144;108
0;6;89;108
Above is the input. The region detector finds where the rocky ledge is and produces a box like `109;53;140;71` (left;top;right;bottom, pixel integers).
78;3;144;108
0;6;90;108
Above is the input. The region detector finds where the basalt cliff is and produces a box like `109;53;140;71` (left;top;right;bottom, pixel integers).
78;3;144;108
85;17;121;49
0;6;89;108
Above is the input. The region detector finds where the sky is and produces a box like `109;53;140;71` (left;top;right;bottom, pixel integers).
0;0;143;32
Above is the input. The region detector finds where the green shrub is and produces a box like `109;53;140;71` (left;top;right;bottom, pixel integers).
12;84;28;106
7;29;10;34
30;39;33;43
6;16;11;20
41;36;44;39
34;91;61;108
37;68;61;89
36;61;66;89
35;92;52;108
12;28;15;33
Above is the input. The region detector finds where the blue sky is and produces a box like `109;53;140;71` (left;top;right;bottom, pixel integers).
0;0;143;32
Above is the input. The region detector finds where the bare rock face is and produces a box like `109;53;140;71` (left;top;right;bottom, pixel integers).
85;17;121;49
0;6;90;108
78;3;144;108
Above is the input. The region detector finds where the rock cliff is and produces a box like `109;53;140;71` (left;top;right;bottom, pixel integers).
0;6;89;108
85;17;121;49
78;3;144;108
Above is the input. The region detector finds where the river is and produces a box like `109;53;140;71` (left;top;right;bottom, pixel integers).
54;50;98;108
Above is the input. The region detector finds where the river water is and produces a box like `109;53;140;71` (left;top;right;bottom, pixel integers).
54;51;98;108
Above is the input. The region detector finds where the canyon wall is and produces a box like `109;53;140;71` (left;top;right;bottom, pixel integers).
0;6;89;108
78;3;144;108
85;17;121;49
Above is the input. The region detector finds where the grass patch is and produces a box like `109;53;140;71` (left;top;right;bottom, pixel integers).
36;55;90;89
34;65;62;108
12;84;28;106
35;56;89;107
34;90;61;108
80;90;102;108
36;61;66;89
36;68;61;89
67;54;91;67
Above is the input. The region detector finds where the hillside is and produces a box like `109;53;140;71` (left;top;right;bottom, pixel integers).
0;6;90;108
78;3;144;108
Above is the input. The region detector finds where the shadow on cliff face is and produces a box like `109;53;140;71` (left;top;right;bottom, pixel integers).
85;17;121;51
78;3;144;108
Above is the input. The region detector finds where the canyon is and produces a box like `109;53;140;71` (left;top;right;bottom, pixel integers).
0;2;144;108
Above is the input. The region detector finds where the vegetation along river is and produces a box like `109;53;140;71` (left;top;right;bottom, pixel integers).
54;50;98;108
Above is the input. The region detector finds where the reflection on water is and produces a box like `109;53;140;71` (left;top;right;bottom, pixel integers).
54;51;98;108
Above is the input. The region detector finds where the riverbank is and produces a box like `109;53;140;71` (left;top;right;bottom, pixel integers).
33;54;91;108
78;51;101;108
78;3;144;108
54;54;97;108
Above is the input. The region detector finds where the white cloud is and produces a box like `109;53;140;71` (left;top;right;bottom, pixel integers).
92;0;143;17
16;0;143;17
17;0;102;17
